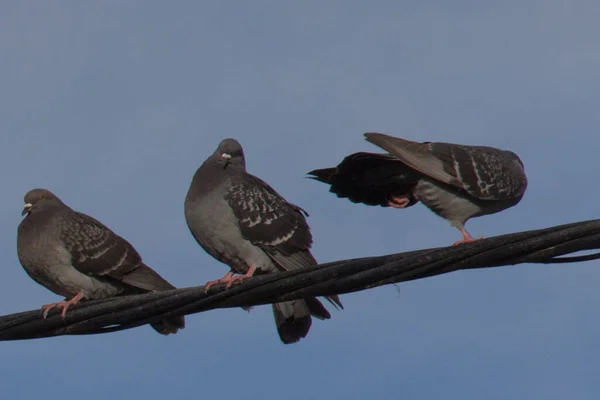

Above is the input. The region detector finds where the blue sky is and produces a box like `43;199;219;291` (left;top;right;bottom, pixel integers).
1;1;600;399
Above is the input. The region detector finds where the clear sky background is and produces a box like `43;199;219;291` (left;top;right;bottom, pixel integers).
1;1;599;399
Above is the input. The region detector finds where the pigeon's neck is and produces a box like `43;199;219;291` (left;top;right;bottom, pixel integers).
19;206;64;236
190;159;244;194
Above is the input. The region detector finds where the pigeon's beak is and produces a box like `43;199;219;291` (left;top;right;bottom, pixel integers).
221;153;232;168
21;203;32;216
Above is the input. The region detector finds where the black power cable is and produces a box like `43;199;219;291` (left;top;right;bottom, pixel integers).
1;219;599;341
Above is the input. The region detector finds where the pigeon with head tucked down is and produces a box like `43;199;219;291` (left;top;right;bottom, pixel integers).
17;188;185;334
308;132;528;245
185;138;343;344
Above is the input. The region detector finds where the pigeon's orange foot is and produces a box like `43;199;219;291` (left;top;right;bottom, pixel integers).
41;292;85;319
224;266;257;289
453;228;484;246
387;196;411;209
41;303;60;319
204;271;235;291
453;237;484;246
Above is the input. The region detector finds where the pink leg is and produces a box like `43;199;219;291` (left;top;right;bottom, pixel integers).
224;266;257;289
41;292;85;319
453;228;484;246
387;196;411;209
204;271;235;291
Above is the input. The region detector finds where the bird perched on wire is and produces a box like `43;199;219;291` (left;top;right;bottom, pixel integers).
308;132;528;245
17;188;185;335
185;138;343;344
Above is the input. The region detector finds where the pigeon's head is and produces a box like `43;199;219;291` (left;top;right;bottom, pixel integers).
215;138;246;169
22;189;65;216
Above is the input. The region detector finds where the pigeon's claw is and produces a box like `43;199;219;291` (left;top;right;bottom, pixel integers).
204;271;235;291
41;303;59;319
453;228;484;246
41;292;85;319
224;266;257;289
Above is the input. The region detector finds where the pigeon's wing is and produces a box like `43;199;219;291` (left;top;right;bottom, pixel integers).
364;133;528;201
225;174;312;257
308;152;420;207
225;174;343;310
61;212;174;292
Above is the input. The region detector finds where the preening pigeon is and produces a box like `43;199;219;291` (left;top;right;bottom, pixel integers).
17;189;185;335
308;133;528;245
185;138;343;344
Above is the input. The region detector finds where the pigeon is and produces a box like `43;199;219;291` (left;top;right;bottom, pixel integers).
17;188;185;335
308;133;528;245
185;138;343;344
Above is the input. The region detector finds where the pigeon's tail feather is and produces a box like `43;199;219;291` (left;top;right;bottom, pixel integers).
272;300;313;344
125;263;186;335
323;294;344;311
122;263;177;292
150;315;186;335
304;296;332;320
307;168;336;184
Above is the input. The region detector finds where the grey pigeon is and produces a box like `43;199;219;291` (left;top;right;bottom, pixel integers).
17;189;185;335
185;138;343;344
308;132;528;245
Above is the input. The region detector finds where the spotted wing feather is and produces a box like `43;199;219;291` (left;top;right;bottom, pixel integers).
225;175;312;257
427;142;527;200
364;133;527;201
60;212;175;292
226;174;343;310
61;212;142;278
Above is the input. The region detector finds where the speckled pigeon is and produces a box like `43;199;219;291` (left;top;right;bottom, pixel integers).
308;132;528;245
17;188;185;335
184;138;343;344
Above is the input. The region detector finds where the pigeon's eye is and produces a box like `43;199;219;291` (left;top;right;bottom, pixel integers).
38;195;45;201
